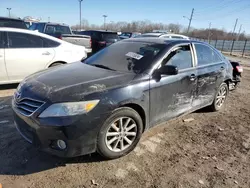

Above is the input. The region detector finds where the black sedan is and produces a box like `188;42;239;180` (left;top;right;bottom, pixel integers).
12;38;233;159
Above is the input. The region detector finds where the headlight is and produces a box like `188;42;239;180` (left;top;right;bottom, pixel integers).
39;100;99;118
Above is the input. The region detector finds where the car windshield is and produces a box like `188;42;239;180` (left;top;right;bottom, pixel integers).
84;41;166;74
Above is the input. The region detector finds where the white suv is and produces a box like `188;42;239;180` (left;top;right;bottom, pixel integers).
0;28;87;84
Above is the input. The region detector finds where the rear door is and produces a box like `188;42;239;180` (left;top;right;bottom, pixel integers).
0;32;8;83
5;32;55;81
192;43;226;108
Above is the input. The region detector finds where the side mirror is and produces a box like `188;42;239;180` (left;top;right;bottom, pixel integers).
158;65;178;75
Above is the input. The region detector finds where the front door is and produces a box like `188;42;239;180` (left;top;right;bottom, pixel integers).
149;44;197;127
0;31;8;83
192;43;226;108
5;32;55;81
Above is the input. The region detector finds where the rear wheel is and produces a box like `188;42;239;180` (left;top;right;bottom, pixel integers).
210;83;229;111
97;107;143;159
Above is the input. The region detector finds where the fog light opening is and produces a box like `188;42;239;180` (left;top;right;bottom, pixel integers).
57;140;67;150
51;140;67;150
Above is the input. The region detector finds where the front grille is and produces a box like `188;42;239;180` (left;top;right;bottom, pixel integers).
14;95;45;116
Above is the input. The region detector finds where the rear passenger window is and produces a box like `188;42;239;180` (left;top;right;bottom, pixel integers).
8;32;43;48
164;45;193;70
195;44;222;66
43;38;60;48
0;32;3;48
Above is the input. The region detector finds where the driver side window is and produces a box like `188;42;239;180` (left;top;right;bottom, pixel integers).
164;45;193;70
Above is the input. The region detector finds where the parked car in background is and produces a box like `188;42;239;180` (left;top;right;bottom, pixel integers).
79;30;119;53
0;28;87;85
135;33;189;39
29;22;92;54
0;17;27;29
13;38;233;159
119;32;141;40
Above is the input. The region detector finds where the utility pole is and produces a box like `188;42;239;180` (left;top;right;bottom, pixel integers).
232;18;238;39
7;8;11;17
237;24;242;41
187;8;194;33
79;0;83;31
103;15;108;30
208;22;211;41
48;17;50;22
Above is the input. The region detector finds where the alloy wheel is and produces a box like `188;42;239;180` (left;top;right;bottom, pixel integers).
105;117;137;152
215;85;227;108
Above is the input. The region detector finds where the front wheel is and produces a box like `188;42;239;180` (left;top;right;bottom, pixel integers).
210;83;229;111
97;107;143;159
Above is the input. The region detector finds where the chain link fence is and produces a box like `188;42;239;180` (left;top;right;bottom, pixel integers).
195;38;250;58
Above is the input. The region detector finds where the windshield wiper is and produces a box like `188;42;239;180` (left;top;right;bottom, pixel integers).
91;64;116;71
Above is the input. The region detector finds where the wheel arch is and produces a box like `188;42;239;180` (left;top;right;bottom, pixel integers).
120;103;147;132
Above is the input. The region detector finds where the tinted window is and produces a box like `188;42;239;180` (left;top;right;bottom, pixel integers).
8;32;43;48
84;42;166;73
101;33;118;40
43;38;60;48
45;25;71;35
195;44;222;66
0;32;3;48
91;32;100;39
80;31;90;36
0;19;27;29
165;45;193;70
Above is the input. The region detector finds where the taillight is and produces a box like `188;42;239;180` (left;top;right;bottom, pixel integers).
58;35;62;40
90;38;92;48
236;66;243;73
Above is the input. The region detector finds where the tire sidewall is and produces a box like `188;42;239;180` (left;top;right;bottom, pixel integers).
97;107;143;159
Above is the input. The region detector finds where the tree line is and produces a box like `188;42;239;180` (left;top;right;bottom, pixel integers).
71;19;249;41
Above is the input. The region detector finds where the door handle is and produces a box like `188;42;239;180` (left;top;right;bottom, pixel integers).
190;74;196;81
220;66;225;71
42;52;51;55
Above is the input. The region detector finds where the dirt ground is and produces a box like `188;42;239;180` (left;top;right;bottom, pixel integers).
0;56;249;188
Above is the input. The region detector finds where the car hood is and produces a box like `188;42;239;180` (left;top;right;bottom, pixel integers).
20;62;135;102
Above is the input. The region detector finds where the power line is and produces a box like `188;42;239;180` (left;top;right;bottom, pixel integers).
195;0;244;14
194;3;250;21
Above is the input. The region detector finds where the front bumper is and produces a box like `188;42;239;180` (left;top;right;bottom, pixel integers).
13;105;109;158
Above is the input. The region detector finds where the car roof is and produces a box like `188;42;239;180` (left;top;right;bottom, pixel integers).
33;22;69;26
123;37;203;45
141;33;163;37
0;27;64;43
0;16;24;21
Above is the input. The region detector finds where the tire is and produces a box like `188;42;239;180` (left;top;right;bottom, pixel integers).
210;82;229;112
49;62;64;67
97;107;143;159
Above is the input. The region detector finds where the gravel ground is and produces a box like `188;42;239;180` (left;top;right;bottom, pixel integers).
0;56;249;188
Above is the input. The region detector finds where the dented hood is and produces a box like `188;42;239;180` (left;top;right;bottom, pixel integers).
21;62;135;102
